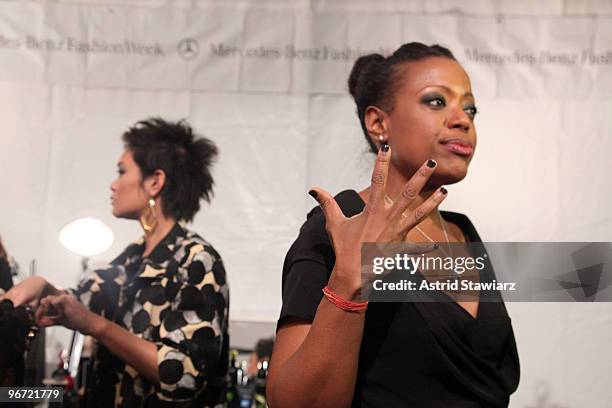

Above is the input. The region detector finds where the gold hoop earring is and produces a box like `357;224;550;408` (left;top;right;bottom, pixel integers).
140;198;158;234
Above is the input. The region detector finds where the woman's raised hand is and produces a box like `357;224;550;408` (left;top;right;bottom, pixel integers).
308;145;447;300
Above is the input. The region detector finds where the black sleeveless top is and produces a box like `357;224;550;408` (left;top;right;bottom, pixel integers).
278;190;520;408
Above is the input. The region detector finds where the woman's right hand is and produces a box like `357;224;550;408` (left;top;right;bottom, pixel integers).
308;145;447;301
3;276;52;307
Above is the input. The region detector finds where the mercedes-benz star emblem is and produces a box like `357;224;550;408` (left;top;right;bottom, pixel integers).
177;38;199;60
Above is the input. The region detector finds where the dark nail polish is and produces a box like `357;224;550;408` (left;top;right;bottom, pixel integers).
427;159;436;168
381;143;389;152
440;187;447;194
308;190;318;199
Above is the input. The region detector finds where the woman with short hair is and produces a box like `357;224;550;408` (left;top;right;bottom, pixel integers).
6;118;229;407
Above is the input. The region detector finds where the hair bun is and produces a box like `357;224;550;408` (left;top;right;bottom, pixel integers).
347;53;386;98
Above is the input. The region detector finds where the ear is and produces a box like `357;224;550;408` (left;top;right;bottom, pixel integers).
364;105;390;147
143;169;166;198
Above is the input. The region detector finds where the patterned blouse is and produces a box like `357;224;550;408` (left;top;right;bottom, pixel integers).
71;223;229;407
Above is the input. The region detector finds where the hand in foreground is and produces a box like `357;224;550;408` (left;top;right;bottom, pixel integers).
309;145;447;299
35;294;103;336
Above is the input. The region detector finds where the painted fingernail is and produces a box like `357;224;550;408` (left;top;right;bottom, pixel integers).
427;159;436;168
381;143;389;153
440;187;448;194
308;190;318;199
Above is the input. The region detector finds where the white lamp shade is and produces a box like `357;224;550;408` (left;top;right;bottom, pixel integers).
59;217;114;257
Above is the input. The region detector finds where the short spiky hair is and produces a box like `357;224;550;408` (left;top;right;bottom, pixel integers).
122;118;218;222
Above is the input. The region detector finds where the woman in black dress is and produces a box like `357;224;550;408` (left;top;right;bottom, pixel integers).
267;43;520;407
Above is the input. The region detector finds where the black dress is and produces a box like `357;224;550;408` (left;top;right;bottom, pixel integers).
278;190;520;408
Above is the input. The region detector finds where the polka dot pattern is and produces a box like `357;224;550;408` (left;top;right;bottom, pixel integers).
71;224;229;407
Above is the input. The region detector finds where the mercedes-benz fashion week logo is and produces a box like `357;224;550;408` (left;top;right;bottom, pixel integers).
177;38;199;60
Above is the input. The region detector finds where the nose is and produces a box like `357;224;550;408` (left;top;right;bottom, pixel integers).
110;180;117;192
446;107;471;132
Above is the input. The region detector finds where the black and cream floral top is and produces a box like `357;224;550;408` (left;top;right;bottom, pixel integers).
71;223;229;407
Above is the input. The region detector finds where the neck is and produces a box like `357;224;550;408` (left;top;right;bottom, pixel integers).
141;215;176;257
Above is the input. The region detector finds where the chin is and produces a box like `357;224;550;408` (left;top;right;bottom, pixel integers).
111;208;129;219
435;162;470;185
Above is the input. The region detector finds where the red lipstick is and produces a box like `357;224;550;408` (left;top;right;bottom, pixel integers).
440;138;473;156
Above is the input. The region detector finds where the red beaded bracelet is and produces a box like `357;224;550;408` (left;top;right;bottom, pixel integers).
322;286;369;313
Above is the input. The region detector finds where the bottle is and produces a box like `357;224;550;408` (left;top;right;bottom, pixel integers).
237;360;252;407
253;360;268;408
227;350;240;408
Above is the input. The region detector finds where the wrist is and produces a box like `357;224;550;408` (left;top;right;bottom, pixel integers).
88;313;108;338
38;277;61;298
322;286;368;313
327;272;363;302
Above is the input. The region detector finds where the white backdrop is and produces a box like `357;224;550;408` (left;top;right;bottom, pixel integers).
0;1;611;406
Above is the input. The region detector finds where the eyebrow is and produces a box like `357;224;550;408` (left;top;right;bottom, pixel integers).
419;84;474;99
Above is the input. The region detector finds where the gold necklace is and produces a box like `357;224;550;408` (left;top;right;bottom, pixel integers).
413;212;452;255
384;194;451;250
385;195;458;279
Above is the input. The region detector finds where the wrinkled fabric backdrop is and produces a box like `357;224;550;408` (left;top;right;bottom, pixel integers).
0;1;611;406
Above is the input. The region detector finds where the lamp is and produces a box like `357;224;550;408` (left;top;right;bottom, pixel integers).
59;217;113;258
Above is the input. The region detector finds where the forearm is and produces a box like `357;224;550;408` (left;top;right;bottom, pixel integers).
4;276;63;306
90;315;159;383
269;277;366;408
